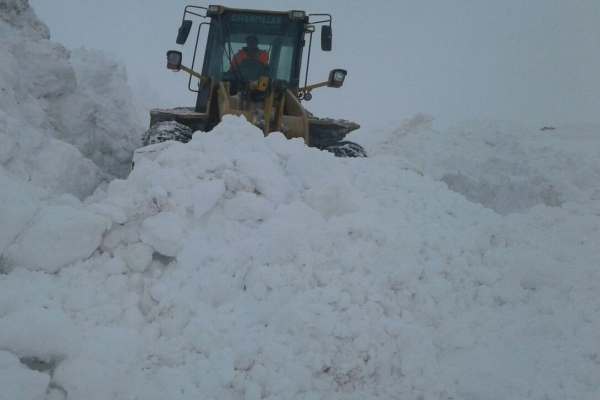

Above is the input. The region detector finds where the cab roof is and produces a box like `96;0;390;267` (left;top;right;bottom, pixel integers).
208;4;308;19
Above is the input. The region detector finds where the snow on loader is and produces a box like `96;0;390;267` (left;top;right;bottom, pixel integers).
142;4;366;157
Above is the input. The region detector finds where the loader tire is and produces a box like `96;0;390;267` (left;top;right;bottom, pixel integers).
142;121;193;146
325;141;367;158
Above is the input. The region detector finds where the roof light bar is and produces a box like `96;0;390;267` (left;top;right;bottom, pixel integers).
289;10;306;20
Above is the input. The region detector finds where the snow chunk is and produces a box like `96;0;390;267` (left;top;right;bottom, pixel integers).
5;205;110;272
52;327;144;400
0;169;43;256
29;138;103;197
124;242;153;272
192;179;225;217
140;211;185;257
223;191;273;222
0;351;49;400
0;307;79;361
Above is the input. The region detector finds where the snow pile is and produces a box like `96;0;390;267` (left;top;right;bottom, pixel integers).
0;0;142;198
1;115;598;399
360;115;600;214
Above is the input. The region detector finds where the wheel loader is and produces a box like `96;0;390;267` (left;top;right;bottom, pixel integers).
142;4;365;157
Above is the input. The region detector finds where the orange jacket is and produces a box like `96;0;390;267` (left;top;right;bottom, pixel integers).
231;48;269;69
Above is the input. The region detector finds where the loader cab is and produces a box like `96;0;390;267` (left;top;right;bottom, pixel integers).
174;5;333;102
202;9;307;88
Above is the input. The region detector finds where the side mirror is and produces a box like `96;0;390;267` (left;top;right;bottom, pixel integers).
167;50;183;71
176;20;193;45
327;69;347;88
321;25;332;51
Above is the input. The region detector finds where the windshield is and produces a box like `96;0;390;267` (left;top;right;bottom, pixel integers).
203;13;304;86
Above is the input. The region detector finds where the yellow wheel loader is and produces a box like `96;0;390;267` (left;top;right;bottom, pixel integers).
143;4;365;157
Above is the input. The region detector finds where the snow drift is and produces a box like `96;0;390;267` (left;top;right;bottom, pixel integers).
1;1;599;399
360;115;600;215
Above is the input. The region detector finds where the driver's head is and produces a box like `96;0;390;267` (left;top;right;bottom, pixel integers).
246;35;259;51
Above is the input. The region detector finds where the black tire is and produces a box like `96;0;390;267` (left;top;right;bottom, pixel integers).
324;141;367;158
142;121;193;146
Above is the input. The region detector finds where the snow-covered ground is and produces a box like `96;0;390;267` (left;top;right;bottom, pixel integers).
1;1;599;399
358;115;600;215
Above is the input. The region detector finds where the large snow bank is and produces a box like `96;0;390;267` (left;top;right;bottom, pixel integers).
1;115;598;399
0;0;142;198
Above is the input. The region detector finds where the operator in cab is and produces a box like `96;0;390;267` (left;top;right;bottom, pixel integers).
230;35;269;71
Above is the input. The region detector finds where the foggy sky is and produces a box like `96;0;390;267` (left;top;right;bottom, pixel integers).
31;0;600;129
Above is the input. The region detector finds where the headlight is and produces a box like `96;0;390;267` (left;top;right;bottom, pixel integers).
333;71;346;82
166;50;183;70
328;69;347;88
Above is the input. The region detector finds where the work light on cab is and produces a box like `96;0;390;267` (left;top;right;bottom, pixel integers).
166;51;183;71
289;10;306;20
328;69;347;88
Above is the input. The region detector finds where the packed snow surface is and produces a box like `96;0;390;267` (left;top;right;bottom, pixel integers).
1;1;600;399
